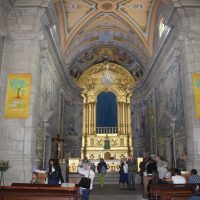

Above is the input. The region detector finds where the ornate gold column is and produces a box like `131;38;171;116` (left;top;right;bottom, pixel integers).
81;93;87;158
127;93;133;154
88;103;91;135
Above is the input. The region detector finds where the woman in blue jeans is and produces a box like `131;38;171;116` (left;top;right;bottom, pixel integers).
78;160;95;200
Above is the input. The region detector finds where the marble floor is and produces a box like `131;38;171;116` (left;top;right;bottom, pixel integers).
90;184;145;200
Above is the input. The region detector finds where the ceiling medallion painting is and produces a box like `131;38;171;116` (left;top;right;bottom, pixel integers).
97;0;117;2
69;47;144;81
102;3;113;10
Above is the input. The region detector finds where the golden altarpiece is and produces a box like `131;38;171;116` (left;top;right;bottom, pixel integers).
77;62;135;160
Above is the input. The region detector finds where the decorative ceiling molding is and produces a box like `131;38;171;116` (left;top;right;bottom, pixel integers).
117;0;156;39
54;0;161;56
64;28;149;68
79;12;133;33
62;0;96;34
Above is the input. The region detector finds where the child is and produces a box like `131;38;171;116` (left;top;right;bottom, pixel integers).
30;172;40;184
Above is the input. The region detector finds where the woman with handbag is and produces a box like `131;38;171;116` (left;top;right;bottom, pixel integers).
47;159;64;185
78;161;95;200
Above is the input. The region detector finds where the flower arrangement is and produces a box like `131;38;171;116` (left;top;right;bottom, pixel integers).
0;160;10;172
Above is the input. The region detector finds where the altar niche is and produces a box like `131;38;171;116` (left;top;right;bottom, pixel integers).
77;61;135;160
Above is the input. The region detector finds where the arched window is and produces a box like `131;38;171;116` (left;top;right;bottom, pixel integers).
96;91;117;128
159;18;165;38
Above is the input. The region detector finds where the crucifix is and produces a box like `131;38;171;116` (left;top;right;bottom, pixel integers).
52;134;64;159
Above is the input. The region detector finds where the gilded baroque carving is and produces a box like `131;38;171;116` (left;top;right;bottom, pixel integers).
111;139;117;146
96;139;103;146
78;61;135;159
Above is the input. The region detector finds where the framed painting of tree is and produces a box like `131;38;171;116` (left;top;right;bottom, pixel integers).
4;73;32;118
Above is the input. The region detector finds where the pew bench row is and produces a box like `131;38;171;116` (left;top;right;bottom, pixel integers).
0;183;82;200
148;183;198;200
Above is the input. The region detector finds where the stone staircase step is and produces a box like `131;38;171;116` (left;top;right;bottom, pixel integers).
68;172;141;185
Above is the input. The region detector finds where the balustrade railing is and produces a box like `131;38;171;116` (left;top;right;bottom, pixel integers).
96;127;118;134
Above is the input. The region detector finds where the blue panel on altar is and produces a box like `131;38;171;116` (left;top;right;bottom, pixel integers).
96;92;117;127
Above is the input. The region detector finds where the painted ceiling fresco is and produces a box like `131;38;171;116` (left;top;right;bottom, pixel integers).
69;46;144;81
61;0;156;38
54;0;161;84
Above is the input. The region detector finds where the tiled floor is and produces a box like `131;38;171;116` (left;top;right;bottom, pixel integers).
90;184;145;200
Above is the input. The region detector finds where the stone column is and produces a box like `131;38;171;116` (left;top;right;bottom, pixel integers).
0;2;53;184
176;7;200;170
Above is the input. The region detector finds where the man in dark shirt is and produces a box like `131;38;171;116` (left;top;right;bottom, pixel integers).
146;158;157;175
143;158;157;198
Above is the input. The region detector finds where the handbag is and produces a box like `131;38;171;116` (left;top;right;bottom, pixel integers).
78;171;91;189
50;171;59;179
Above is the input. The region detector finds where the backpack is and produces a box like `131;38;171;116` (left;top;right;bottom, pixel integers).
100;165;107;173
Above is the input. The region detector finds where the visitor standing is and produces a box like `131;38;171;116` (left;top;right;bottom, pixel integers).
78;161;95;200
97;158;108;187
126;155;137;190
47;159;64;185
119;157;128;189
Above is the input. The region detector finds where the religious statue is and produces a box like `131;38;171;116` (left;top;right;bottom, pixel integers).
52;134;64;159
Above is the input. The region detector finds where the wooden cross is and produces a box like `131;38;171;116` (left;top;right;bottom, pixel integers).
52;134;64;159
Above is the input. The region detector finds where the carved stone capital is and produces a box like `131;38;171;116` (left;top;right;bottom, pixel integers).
9;7;44;17
178;26;200;43
14;0;52;7
8;29;36;40
171;0;200;7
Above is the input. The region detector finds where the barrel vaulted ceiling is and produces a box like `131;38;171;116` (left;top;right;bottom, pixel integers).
54;0;162;83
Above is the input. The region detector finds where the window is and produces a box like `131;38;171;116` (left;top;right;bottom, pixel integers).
159;18;165;38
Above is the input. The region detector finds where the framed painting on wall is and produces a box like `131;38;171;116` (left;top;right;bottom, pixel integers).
192;73;200;118
4;73;32;118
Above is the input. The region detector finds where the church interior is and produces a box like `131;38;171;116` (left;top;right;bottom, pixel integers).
0;0;200;187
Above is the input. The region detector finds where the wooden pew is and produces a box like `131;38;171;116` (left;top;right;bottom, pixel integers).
148;184;195;200
0;185;81;200
11;183;61;187
171;193;193;200
160;187;193;200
